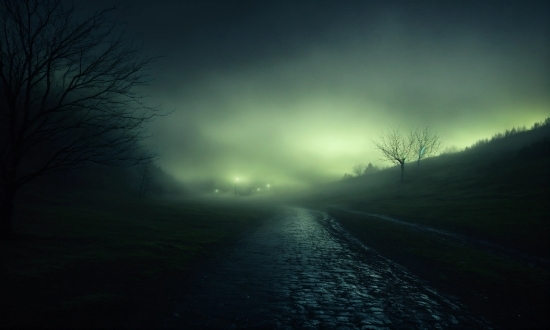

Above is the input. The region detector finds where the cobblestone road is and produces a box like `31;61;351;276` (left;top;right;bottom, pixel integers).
164;208;490;329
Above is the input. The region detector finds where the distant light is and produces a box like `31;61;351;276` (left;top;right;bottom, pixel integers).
257;188;260;191
215;189;218;193
267;184;270;188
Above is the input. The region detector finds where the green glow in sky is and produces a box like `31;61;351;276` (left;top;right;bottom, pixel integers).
131;1;549;189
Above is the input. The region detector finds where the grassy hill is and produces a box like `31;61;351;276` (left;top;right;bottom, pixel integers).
303;120;550;328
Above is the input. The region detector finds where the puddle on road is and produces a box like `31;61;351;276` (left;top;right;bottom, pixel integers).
164;207;492;329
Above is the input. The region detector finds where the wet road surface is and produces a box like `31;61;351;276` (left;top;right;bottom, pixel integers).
164;208;491;329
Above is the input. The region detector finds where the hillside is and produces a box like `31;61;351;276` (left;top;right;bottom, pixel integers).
308;121;550;255
302;120;550;329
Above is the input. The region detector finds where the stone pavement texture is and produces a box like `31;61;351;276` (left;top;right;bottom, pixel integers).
164;207;490;329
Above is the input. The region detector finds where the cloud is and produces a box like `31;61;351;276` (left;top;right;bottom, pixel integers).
139;1;549;188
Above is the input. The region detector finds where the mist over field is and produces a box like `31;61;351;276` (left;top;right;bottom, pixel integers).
80;0;550;192
1;1;549;329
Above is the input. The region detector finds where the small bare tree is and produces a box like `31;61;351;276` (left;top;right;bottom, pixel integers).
0;0;159;238
372;127;415;182
352;163;364;177
413;127;442;166
364;162;379;174
138;164;152;198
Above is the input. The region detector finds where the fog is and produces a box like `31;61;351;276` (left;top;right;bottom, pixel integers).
85;0;549;191
2;2;549;327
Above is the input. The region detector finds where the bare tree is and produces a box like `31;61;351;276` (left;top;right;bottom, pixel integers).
138;164;152;198
413;127;442;166
372;127;415;182
352;163;364;177
0;0;159;238
364;162;379;174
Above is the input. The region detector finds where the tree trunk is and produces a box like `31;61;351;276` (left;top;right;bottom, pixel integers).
400;162;405;182
0;186;16;239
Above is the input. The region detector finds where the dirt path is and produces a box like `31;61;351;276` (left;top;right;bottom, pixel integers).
332;206;550;269
162;207;491;329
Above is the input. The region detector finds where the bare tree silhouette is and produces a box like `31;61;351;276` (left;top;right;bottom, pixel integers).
352;163;364;177
138;164;152;199
364;162;379;174
372;127;415;182
0;0;159;238
413;127;442;167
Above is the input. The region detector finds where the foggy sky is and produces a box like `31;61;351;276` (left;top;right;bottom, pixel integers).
86;0;549;190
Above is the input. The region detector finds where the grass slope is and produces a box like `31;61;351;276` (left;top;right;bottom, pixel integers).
306;128;550;329
0;192;277;329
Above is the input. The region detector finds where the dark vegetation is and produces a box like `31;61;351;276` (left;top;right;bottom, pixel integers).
303;119;550;329
0;0;160;238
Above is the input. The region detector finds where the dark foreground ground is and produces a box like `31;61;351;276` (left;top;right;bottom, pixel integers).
0;192;277;329
325;207;549;330
1;190;548;329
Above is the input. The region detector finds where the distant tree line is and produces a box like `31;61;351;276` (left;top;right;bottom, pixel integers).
343;162;381;180
346;118;549;183
26;162;185;199
465;118;550;151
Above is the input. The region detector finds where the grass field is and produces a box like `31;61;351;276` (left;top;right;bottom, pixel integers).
0;191;277;329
